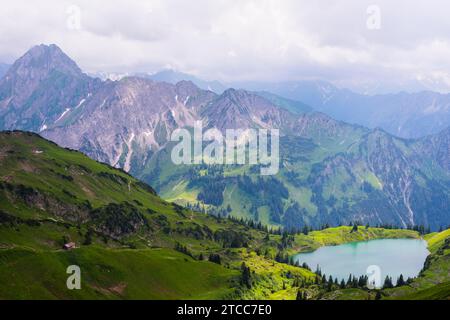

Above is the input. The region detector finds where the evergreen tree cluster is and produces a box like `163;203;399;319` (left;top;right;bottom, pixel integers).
208;253;221;265
237;174;289;223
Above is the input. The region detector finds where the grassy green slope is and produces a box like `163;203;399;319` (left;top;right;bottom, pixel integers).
0;247;237;299
0;131;247;299
0;131;313;300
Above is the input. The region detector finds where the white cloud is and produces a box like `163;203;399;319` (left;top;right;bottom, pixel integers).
0;0;449;93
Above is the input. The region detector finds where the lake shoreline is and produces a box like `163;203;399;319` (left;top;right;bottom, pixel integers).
292;238;430;287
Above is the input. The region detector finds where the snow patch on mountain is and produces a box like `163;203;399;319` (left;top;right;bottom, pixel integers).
124;133;135;172
56;108;71;122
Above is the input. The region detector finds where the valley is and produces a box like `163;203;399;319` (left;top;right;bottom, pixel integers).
0;131;448;300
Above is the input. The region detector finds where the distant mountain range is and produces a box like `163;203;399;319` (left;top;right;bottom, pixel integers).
0;44;449;230
141;74;450;139
3;48;450;139
233;80;450;139
109;69;450;139
143;69;227;94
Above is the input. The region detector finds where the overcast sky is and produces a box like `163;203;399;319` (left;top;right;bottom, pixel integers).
1;0;450;93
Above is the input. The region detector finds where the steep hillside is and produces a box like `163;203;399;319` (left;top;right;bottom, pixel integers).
417;127;450;171
0;131;239;299
43;77;215;173
0;131;318;299
255;91;313;114
145;126;450;230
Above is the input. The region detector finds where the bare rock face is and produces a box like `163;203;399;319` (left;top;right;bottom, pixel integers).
202;88;284;131
0;44;101;132
44;77;217;174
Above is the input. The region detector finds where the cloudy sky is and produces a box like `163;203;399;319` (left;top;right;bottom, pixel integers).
1;0;450;93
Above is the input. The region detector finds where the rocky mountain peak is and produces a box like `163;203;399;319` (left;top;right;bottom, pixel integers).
6;44;82;80
0;44;97;132
175;80;200;92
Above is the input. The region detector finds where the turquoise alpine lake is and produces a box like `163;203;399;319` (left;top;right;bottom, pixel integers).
293;238;429;285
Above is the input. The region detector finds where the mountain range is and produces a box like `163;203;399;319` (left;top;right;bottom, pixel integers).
0;44;449;230
144;69;227;94
55;65;450;139
236;80;450;139
123;70;450;139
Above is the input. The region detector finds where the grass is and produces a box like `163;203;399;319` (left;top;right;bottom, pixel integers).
425;229;450;253
0;246;238;300
234;250;316;300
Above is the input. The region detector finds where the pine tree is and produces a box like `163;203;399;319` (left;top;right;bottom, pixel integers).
296;289;304;300
302;225;309;235
383;276;393;289
208;253;221;265
346;274;352;288
240;262;252;288
397;274;405;286
327;276;333;291
321;274;327;284
315;265;322;276
352;275;358;288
